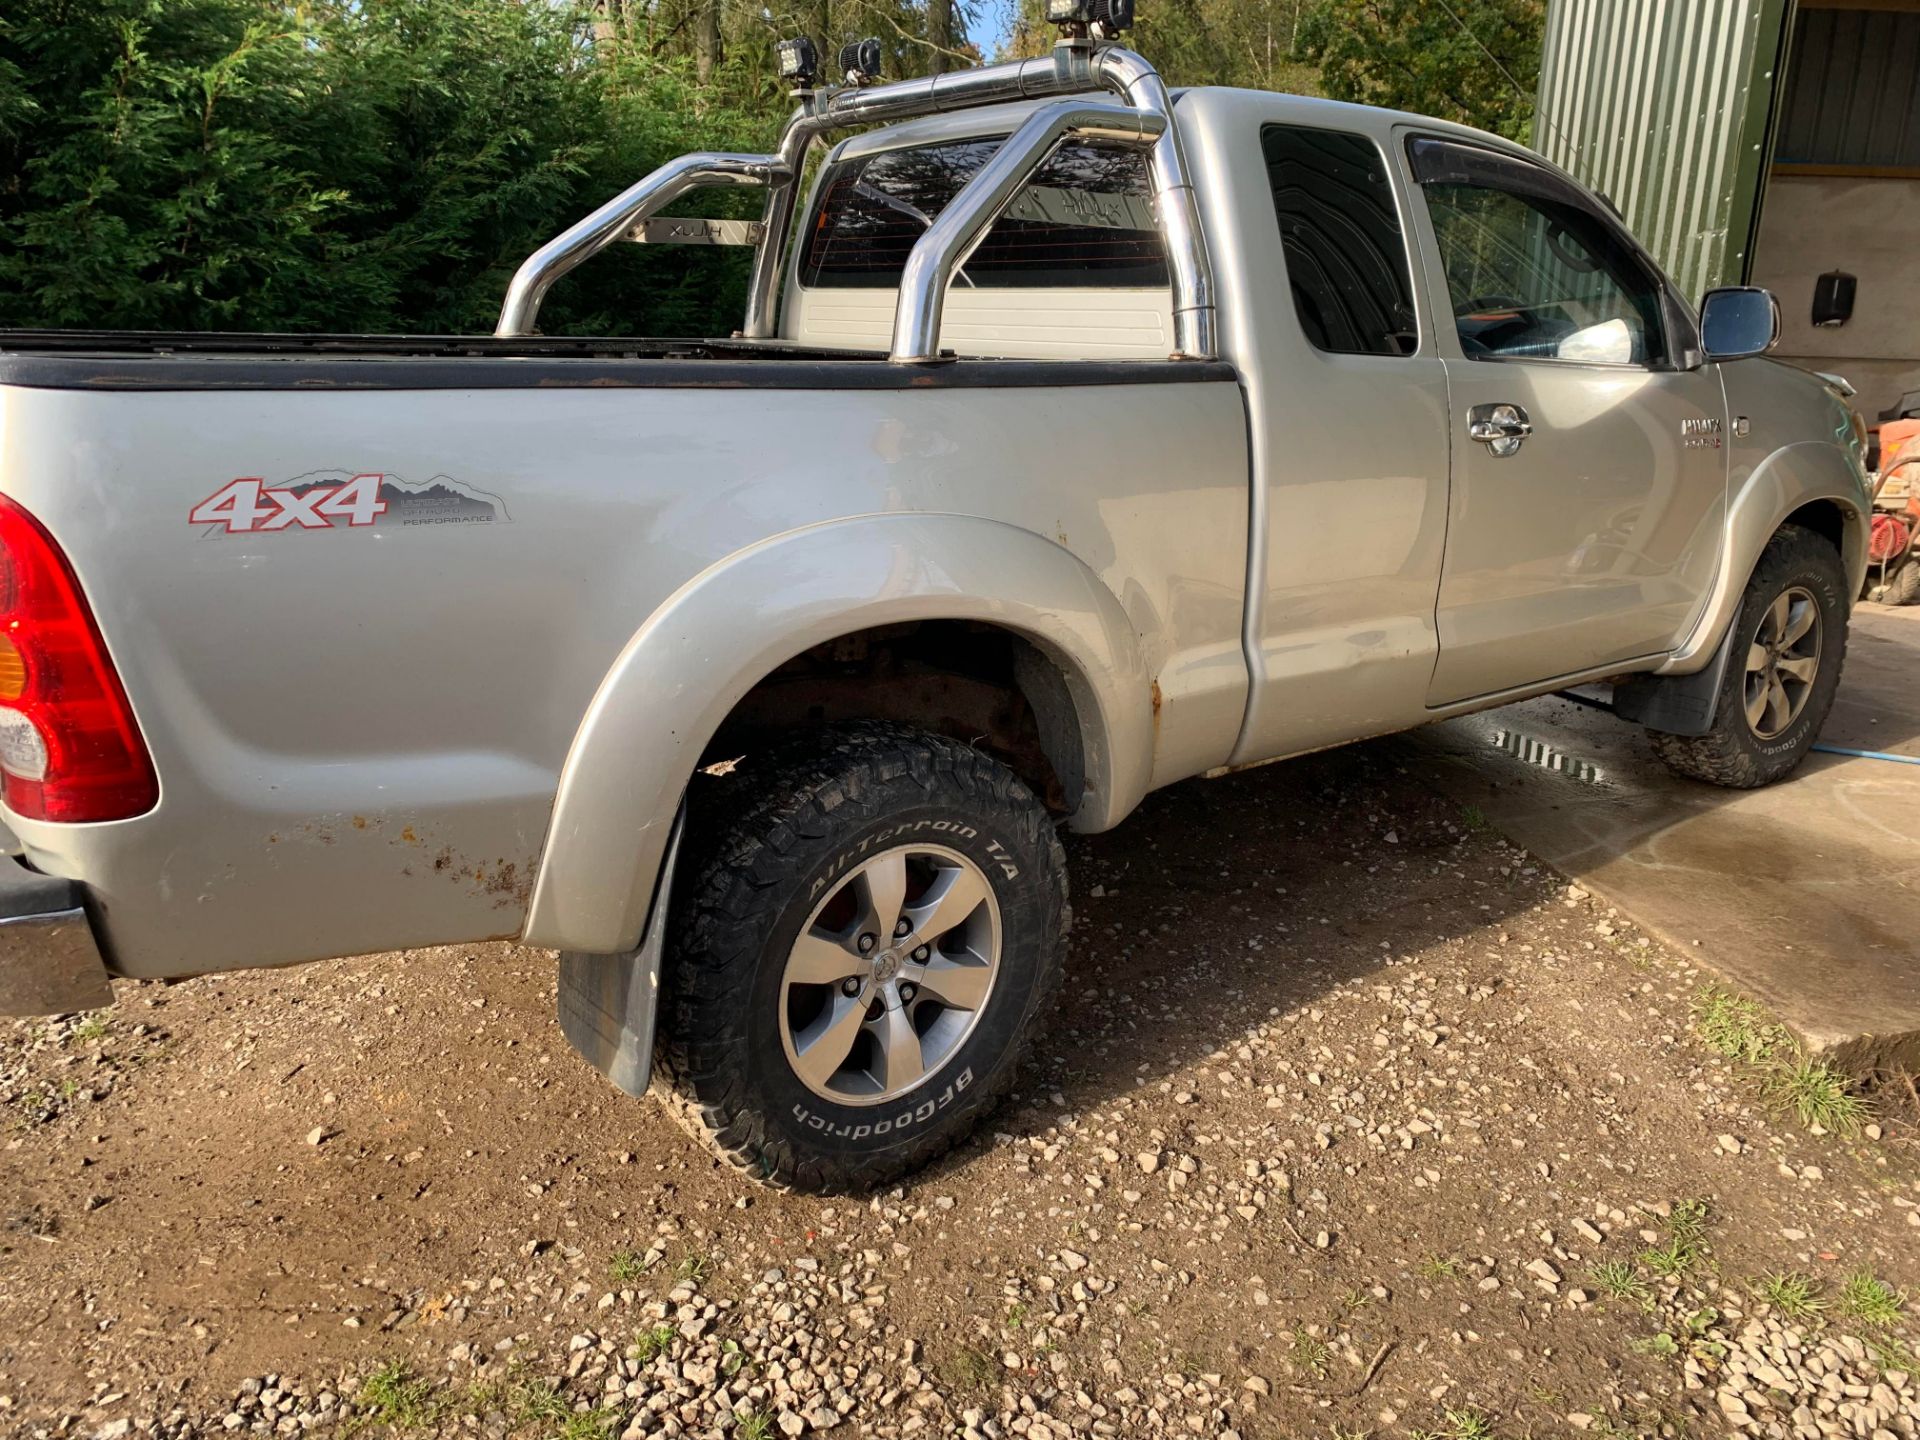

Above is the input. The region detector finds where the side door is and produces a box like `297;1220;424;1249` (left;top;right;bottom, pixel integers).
1402;137;1728;706
1214;105;1455;768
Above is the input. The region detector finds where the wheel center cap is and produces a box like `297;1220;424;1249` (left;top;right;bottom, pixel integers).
872;948;903;983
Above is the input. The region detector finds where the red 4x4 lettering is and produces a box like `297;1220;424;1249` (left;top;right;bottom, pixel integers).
190;473;388;533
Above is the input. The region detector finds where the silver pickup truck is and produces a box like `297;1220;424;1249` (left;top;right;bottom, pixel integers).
0;21;1870;1191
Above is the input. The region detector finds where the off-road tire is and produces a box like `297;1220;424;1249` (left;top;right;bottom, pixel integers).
1879;554;1920;606
1648;523;1848;788
655;723;1069;1192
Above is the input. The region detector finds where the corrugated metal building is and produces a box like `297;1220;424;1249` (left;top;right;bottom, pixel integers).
1774;5;1920;170
1535;0;1920;421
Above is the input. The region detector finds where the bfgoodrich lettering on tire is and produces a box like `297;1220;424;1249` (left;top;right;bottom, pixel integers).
1649;523;1849;789
655;723;1069;1192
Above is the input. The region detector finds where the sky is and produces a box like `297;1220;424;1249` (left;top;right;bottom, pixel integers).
976;0;1021;59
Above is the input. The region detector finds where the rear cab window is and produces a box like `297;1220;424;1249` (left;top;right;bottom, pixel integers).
1262;123;1419;357
798;138;1169;290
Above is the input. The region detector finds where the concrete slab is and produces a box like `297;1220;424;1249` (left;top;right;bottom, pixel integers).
1397;603;1920;1073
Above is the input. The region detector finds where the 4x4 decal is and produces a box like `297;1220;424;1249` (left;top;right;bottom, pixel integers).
189;469;511;534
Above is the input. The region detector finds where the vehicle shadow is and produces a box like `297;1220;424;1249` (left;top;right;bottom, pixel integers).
917;735;1558;1164
931;601;1920;1163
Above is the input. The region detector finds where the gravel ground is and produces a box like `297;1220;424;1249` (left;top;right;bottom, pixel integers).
2;742;1916;1440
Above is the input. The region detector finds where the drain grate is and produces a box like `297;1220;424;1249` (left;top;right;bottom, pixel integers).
1490;729;1605;783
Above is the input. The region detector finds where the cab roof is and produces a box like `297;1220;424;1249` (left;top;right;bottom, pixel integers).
830;85;1535;166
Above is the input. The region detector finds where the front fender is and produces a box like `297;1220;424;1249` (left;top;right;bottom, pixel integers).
1660;439;1868;672
522;513;1152;953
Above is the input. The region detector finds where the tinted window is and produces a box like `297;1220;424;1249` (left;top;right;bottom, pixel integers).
1410;140;1667;367
1263;125;1418;356
799;138;1168;289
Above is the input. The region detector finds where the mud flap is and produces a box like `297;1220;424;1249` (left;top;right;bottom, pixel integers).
1611;623;1737;737
555;809;684;1099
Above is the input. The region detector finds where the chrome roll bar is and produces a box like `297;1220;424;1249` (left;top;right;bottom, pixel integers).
499;43;1217;363
890;101;1165;363
496;153;788;338
1091;47;1216;363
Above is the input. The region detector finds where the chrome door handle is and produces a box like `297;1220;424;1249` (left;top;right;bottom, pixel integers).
1468;402;1532;457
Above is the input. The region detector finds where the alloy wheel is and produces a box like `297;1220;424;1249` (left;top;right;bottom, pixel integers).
778;843;1000;1106
1744;585;1821;740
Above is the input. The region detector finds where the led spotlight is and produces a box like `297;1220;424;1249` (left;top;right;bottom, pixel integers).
775;36;818;86
838;37;882;84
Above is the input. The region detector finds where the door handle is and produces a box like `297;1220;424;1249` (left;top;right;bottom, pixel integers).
1468;402;1533;457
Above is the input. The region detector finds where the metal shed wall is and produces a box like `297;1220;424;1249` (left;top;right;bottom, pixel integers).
1775;7;1920;169
1535;0;1793;299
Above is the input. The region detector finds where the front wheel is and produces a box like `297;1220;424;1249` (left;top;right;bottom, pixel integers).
1649;523;1848;788
655;723;1069;1192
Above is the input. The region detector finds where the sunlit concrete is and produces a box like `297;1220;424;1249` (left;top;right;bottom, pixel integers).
1399;603;1920;1073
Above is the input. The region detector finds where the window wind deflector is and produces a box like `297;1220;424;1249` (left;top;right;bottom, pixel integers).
1407;137;1576;209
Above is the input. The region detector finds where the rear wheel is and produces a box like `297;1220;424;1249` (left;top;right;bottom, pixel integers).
655;723;1068;1192
1648;524;1848;788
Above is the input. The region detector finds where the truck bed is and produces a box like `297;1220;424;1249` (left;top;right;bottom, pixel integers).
0;330;1235;391
0;334;1251;977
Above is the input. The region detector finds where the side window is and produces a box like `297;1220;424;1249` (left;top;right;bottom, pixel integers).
798;138;1168;290
1262;124;1418;356
1409;138;1668;367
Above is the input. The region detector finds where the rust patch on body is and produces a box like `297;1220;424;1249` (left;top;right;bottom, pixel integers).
473;861;534;911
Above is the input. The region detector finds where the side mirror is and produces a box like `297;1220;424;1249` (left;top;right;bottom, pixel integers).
1700;286;1779;361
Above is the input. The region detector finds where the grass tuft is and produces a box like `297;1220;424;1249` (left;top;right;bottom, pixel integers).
675;1251;715;1284
1762;1057;1871;1136
1417;1254;1460;1280
1289;1326;1331;1379
1694;987;1787;1064
941;1345;998;1390
70;1014;110;1044
353;1361;438;1432
1753;1271;1825;1322
1838;1269;1906;1328
1411;1407;1497;1440
1867;1333;1918;1374
508;1379;571;1427
608;1247;650;1284
1694;986;1875;1136
736;1411;774;1440
1639;1200;1711;1279
1588;1260;1652;1308
554;1410;618;1440
631;1323;678;1363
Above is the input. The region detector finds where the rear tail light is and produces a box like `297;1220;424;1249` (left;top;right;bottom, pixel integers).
0;495;158;821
